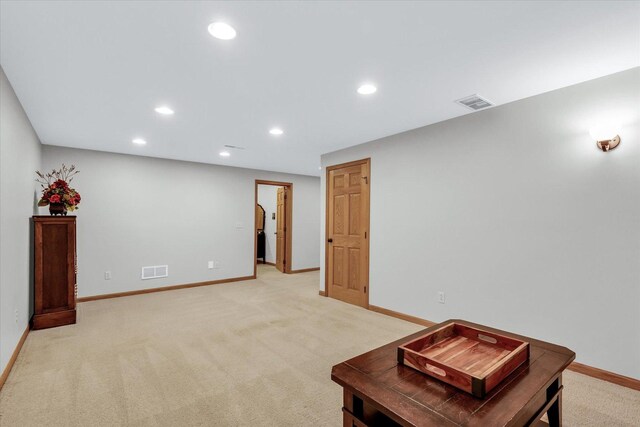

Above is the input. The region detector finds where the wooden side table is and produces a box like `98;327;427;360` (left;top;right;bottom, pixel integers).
331;319;575;426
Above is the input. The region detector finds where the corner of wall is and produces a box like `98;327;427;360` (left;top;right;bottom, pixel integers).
0;65;43;375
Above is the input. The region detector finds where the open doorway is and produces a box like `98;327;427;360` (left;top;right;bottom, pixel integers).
255;180;293;277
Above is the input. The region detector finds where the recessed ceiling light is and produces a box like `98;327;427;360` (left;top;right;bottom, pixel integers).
357;84;377;95
154;106;174;115
269;128;284;135
219;150;231;157
208;22;236;40
132;138;147;145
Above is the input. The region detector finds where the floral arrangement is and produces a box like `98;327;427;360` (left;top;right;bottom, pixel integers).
36;164;81;212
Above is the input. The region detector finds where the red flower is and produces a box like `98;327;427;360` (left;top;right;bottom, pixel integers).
54;179;68;189
49;194;61;203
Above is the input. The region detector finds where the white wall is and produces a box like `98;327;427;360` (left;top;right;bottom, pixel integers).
41;146;320;298
321;68;640;378
0;67;42;374
257;185;282;264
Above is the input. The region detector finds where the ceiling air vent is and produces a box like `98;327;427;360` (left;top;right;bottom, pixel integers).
141;265;169;280
455;94;494;111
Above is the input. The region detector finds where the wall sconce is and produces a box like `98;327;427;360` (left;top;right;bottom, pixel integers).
589;126;621;152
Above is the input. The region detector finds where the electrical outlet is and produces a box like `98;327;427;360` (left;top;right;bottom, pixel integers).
213;261;221;269
208;261;214;269
104;271;112;280
438;291;445;304
14;309;18;323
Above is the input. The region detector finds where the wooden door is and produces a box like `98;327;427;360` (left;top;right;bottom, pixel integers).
275;187;286;272
255;204;265;231
327;160;369;307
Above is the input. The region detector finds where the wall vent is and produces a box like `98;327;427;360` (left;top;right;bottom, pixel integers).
455;94;494;111
141;265;169;280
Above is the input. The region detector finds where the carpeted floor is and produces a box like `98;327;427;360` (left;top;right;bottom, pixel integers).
1;265;638;426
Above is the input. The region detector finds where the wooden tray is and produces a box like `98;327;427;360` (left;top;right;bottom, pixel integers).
397;321;529;398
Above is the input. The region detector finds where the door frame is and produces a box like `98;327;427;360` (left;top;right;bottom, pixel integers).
324;158;371;307
254;180;293;275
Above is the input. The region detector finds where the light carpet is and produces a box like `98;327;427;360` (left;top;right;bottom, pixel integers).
1;265;638;426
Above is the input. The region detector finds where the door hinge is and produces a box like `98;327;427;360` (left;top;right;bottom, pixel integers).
362;176;368;184
365;231;367;239
364;286;367;293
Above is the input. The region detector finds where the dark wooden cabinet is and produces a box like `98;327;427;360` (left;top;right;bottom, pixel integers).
32;216;77;329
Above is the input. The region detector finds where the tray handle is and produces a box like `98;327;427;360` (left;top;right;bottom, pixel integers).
477;333;498;344
425;364;447;377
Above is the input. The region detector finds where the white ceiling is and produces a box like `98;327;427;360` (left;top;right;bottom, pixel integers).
1;1;638;176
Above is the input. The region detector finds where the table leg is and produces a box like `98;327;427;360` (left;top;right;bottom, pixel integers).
547;375;563;427
343;389;354;427
342;389;366;427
